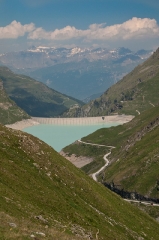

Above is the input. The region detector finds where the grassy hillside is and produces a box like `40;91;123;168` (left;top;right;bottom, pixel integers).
0;66;84;117
64;47;159;117
99;107;159;199
0;79;29;124
1;124;159;239
64;106;159;200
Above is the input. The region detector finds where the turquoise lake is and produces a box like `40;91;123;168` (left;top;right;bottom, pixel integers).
24;123;119;152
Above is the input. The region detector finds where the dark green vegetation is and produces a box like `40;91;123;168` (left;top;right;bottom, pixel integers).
1;124;159;239
65;106;159;200
0;79;29;124
65;48;159;117
100;107;159;199
131;202;159;220
63;106;159;220
0;66;83;117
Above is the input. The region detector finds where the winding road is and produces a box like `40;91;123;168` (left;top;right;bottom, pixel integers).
78;139;159;207
77;139;114;182
92;152;111;181
124;199;159;207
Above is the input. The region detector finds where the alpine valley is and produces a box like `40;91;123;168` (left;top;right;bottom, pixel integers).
0;46;152;101
1;46;159;240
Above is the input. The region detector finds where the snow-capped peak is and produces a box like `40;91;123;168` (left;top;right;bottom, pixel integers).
71;47;83;55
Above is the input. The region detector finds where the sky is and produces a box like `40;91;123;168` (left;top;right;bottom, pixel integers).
0;0;159;53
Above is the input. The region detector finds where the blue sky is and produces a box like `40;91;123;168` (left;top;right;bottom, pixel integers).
0;0;159;53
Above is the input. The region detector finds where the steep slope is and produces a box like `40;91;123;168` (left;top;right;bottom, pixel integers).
100;106;159;199
0;79;29;124
0;66;83;117
1;124;159;239
64;47;159;117
64;106;159;200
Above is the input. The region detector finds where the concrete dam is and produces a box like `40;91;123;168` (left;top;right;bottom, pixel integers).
32;115;133;125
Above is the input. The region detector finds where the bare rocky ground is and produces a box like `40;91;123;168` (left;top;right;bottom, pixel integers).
5;118;39;130
60;151;93;168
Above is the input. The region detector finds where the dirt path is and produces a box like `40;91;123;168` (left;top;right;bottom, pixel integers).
92;152;111;181
79;140;159;206
78;140;115;181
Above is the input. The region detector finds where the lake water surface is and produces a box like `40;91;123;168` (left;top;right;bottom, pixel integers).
24;123;119;152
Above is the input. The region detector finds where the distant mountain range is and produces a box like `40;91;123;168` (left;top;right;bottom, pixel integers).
64;47;159;117
0;46;152;100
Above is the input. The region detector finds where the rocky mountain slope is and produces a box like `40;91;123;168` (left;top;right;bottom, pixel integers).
0;66;83;117
1;123;159;239
0;79;29;124
64;47;159;117
0;46;151;100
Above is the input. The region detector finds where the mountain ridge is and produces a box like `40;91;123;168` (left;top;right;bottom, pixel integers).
63;47;159;116
0;66;83;118
0;46;151;69
0;78;29;124
0;46;152;100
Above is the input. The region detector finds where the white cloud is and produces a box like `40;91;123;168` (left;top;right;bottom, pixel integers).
29;25;85;40
0;21;35;39
1;17;159;44
28;17;159;42
86;17;159;41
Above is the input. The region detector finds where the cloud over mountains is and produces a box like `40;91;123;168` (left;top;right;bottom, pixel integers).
0;21;35;39
0;17;159;46
28;18;159;42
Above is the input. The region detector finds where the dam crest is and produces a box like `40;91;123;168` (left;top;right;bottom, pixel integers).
32;115;133;125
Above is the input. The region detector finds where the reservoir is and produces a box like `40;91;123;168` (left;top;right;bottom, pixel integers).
24;122;119;152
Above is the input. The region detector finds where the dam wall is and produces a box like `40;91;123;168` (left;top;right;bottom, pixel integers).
32;115;133;126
